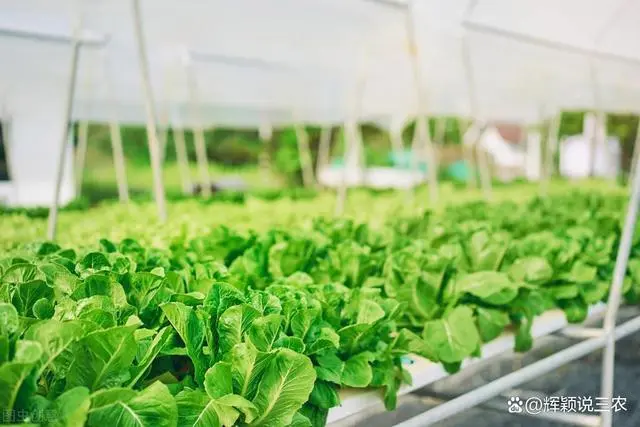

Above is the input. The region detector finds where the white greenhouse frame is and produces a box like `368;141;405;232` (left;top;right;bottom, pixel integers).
2;2;640;427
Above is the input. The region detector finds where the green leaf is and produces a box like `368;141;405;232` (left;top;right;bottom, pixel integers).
205;362;233;399
356;300;385;324
225;342;271;400
0;340;42;410
508;257;553;284
289;412;313;427
274;336;305;353
308;380;340;410
314;352;344;384
47;386;91;427
0;302;19;336
559;298;589;323
24;320;84;378
248;314;282;352
249;349;316;427
76;252;111;276
175;389;225;427
422;306;480;364
88;381;178;427
161;302;207;384
306;328;340;355
128;326;175;387
217;305;260;356
454;272;520;305
12;280;54;317
66;324;138;391
32;298;55;319
341;352;373;387
475;307;509;343
580;280;609;304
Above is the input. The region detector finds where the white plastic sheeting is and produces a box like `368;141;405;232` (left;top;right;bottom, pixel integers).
1;0;640;207
2;0;640;128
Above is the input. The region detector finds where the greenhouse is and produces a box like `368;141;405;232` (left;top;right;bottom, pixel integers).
1;1;640;426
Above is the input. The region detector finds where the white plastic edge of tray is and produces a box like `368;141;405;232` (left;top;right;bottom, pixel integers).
327;303;607;424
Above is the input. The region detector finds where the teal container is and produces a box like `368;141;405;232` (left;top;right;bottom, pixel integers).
447;160;471;181
389;150;428;172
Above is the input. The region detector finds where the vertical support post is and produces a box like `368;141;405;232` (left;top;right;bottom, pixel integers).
460;119;477;189
109;121;129;203
461;34;491;200
184;54;211;197
335;125;353;216
74;121;89;196
47;5;83;241
335;50;367;216
293;123;315;188
259;121;273;186
406;0;438;205
434;117;447;145
588;61;602;178
541;112;561;195
0;107;12;180
390;126;404;154
131;0;167;221
316;126;332;179
475;127;492;200
103;51;130;203
629;117;640;187
173;126;192;194
600;149;640;427
158;114;170;165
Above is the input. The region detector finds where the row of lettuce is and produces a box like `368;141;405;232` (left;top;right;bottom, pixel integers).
1;192;639;427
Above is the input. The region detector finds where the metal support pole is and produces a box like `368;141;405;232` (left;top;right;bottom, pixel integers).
109;121;129;203
103;50;129;203
434;117;447;145
541;112;561;195
588;62;601;178
184;54;211;197
173;126;192;194
599;148;640;427
293;123;315;188
74;121;88;196
476;133;492;200
259;121;273;185
460;119;477;189
406;0;438;205
395;315;640;427
316;126;331;179
390;126;404;154
158;117;169;165
131;0;167;221
629;117;640;186
335;124;354;216
335;51;367;216
461;35;491;200
47;6;83;241
0;108;11;180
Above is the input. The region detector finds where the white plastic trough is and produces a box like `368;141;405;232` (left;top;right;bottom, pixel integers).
317;166;427;190
327;303;607;424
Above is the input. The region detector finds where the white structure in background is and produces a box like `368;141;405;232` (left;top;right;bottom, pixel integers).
560;112;621;179
0;114;76;207
477;125;526;182
525;130;542;181
560;136;620;179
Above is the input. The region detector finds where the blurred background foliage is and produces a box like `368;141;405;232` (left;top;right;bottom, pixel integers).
78;111;638;193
